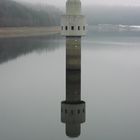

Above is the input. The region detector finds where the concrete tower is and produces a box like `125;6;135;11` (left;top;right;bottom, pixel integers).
61;0;86;138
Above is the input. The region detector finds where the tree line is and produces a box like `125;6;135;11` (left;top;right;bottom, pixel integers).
0;0;62;27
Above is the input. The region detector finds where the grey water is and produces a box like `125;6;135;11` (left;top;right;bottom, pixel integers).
0;30;140;140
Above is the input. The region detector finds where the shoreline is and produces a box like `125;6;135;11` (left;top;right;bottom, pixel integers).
0;26;61;38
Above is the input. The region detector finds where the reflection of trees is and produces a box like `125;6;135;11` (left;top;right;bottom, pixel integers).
0;35;62;64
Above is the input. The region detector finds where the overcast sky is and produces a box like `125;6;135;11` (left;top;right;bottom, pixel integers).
14;0;140;7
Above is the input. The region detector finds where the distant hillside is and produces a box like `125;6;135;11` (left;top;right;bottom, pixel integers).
0;0;62;27
84;6;140;25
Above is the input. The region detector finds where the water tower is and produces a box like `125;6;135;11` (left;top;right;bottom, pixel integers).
61;0;86;138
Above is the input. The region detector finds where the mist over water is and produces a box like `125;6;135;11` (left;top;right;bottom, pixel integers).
13;0;140;7
1;0;140;139
0;29;140;139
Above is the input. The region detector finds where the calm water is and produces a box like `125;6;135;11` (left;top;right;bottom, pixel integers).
0;31;140;140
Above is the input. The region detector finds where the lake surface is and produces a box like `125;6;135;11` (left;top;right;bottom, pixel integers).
0;30;140;140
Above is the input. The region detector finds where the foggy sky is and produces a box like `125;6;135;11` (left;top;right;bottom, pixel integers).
13;0;140;7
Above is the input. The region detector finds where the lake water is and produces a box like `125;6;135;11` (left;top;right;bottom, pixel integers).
0;30;140;140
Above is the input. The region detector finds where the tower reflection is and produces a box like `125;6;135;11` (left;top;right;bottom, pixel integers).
61;37;86;138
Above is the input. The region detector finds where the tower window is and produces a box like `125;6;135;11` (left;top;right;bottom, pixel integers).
78;110;80;114
65;109;67;114
65;26;68;30
83;26;85;30
71;26;74;30
83;109;85;113
78;26;80;30
71;110;74;115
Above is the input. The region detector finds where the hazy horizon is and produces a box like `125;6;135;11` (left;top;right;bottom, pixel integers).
12;0;140;7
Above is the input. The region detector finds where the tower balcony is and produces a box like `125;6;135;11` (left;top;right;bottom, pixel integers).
61;15;86;37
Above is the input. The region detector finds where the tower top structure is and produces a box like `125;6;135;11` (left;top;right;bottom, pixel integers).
61;0;86;37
